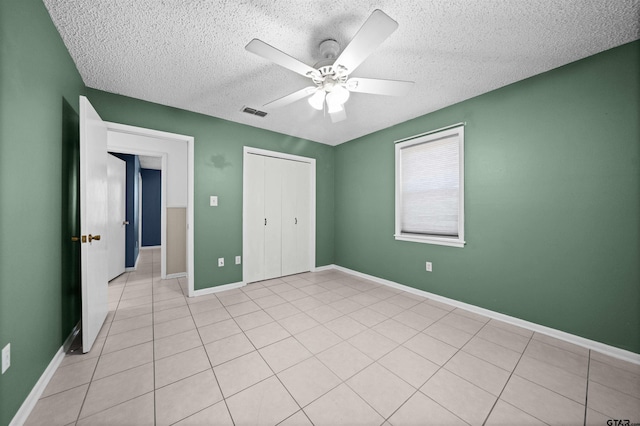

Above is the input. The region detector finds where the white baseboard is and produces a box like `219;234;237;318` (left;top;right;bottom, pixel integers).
313;264;335;272
191;281;245;297
140;245;160;250
10;322;80;426
165;272;187;280
329;264;640;365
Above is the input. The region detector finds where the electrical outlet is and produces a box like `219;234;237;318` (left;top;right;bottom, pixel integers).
426;262;433;272
2;343;10;374
235;256;241;265
218;258;224;267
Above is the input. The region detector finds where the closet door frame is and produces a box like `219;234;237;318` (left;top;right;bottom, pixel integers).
242;147;316;283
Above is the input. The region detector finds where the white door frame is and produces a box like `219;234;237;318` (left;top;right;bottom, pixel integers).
105;122;195;296
242;146;316;283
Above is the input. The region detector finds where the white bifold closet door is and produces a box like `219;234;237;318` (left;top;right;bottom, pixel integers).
263;156;283;280
281;160;310;276
245;153;311;283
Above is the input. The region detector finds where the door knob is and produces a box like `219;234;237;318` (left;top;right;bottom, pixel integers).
123;221;130;225
88;234;101;242
71;236;80;242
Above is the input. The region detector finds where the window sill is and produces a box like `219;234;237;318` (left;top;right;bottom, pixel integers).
394;234;465;248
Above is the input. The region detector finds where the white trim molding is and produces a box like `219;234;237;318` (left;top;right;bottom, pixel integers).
395;124;465;248
313;264;335;272
329;264;640;365
165;272;187;280
10;323;80;426
192;281;245;297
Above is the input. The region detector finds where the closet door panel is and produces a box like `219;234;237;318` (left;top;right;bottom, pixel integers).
244;154;265;283
263;156;283;280
294;161;311;274
281;160;298;276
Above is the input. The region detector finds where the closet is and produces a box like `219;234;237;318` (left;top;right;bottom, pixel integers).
244;151;312;283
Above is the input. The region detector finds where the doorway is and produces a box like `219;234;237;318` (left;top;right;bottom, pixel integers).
105;122;195;295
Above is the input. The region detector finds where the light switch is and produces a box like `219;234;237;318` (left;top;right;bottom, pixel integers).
210;196;218;207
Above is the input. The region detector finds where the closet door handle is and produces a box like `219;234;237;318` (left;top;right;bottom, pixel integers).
295;218;297;225
264;218;267;226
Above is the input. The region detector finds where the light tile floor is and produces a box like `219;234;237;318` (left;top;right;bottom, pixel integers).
25;248;640;425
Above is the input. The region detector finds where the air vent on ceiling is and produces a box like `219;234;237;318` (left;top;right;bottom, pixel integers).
242;106;268;117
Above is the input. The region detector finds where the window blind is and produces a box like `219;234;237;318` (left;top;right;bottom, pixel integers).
400;134;460;236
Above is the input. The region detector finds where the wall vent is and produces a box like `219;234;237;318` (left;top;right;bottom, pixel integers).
242;106;268;117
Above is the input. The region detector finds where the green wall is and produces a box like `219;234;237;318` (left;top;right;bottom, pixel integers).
85;89;336;290
0;0;85;423
334;41;640;353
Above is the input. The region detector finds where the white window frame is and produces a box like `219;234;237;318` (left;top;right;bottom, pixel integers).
394;124;465;248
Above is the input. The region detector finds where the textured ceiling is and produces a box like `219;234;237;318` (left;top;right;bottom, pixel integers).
43;0;639;146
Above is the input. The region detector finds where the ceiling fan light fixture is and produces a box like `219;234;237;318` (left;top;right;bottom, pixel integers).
308;90;325;110
326;96;344;114
329;85;350;105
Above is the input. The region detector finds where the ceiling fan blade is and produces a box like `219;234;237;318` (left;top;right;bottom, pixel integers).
263;86;317;109
329;107;347;123
333;10;398;74
246;39;318;78
346;77;414;96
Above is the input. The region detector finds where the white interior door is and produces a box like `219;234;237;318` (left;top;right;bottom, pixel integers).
79;96;109;353
107;154;126;280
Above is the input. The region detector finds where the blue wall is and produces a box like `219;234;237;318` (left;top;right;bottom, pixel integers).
111;153;141;267
141;168;161;247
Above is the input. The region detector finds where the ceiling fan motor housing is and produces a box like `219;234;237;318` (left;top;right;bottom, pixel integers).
319;39;340;59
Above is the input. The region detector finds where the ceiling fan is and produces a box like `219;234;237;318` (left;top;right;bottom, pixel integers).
245;9;414;123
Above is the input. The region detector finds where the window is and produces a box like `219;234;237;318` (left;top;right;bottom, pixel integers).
395;124;465;247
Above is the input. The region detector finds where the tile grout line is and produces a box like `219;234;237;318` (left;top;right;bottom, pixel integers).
337;299;424;417
238;277;318;424
151;266;159;426
388;311;504;425
233;275;357;421
265;277;441;423
479;332;532;426
72;269;131;424
383;309;495;425
583;349;591;426
176;278;235;425
205;274;492;424
279;276;432;422
188;286;238;425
